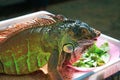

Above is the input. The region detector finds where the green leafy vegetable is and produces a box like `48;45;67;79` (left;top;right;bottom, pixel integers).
73;42;110;68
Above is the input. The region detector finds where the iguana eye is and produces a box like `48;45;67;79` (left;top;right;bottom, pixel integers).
81;28;88;34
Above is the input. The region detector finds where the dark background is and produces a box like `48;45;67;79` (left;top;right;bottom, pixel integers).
0;0;120;40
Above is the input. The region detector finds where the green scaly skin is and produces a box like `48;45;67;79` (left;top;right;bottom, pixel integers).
0;15;100;80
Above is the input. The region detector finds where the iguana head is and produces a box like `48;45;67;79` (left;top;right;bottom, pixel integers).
60;19;100;54
60;19;101;65
65;20;100;42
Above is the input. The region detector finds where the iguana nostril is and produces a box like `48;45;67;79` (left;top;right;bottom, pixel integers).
96;30;101;37
94;29;101;37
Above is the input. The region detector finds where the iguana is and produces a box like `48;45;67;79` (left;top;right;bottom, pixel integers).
0;14;100;80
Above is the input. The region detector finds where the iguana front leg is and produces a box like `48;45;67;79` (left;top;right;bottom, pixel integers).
48;49;63;80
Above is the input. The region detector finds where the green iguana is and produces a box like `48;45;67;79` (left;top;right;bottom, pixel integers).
0;14;100;80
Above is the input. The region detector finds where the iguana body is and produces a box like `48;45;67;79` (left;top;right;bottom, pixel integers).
0;14;100;80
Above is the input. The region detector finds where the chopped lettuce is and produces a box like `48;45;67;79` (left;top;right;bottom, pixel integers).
73;42;110;68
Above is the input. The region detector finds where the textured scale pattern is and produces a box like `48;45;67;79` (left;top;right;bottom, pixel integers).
0;16;56;74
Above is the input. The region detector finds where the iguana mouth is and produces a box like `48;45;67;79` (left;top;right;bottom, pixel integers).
77;39;97;53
